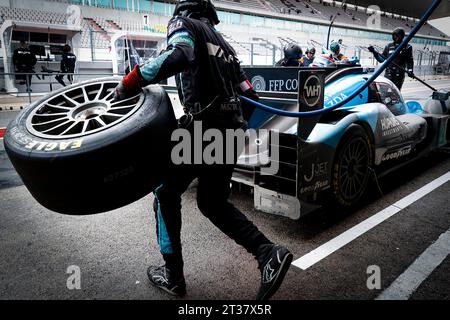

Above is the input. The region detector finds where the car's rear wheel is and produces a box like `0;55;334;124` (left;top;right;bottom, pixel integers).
4;77;177;215
331;125;373;208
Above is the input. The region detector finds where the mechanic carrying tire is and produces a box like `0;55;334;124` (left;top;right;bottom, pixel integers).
369;28;414;91
113;0;293;300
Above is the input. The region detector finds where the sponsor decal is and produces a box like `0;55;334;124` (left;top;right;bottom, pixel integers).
381;146;412;162
250;75;266;91
104;166;135;183
303;162;328;183
24;139;83;151
302;75;322;107
325;92;348;107
168;19;184;35
380;117;402;137
300;180;329;194
267;79;298;91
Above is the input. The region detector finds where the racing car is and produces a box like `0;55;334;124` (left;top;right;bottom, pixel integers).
234;64;450;220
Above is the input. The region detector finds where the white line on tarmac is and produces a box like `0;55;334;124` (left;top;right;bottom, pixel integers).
292;171;450;270
376;228;450;300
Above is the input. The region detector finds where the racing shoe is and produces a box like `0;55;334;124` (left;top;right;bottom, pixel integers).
256;244;293;300
147;265;186;297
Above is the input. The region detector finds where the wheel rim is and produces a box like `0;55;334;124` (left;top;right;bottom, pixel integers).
26;81;143;139
338;137;370;201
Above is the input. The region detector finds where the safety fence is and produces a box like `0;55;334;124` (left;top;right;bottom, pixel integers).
0;72;121;106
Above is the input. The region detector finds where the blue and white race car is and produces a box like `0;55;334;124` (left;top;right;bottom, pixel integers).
236;65;450;219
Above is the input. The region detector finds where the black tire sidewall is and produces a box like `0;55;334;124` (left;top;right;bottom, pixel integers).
4;78;176;215
331;124;373;208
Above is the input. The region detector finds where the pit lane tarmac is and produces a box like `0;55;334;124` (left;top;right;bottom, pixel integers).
0;79;449;300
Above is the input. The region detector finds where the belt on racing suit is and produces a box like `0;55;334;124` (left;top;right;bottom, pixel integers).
178;95;245;130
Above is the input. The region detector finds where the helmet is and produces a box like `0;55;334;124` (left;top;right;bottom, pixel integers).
306;47;316;55
173;0;220;25
329;41;340;55
392;27;406;43
284;43;303;60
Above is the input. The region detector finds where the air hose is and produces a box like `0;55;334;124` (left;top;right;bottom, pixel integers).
239;0;442;118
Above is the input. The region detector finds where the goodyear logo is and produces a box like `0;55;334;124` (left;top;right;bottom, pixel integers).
24;139;83;151
381;146;412;162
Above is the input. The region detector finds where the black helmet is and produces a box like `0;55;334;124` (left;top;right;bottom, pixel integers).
284;43;303;60
392;27;406;43
173;0;220;25
306;46;316;55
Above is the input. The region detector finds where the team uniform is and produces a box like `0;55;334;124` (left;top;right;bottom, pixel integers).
373;42;414;90
148;15;273;273
299;55;314;67
13;46;37;90
56;52;77;86
275;57;301;67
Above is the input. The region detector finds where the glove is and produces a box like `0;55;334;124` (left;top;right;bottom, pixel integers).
243;88;260;102
406;69;415;78
368;46;375;53
113;65;147;103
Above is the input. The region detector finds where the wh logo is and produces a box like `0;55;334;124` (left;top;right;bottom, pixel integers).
303;75;322;107
305;85;320;97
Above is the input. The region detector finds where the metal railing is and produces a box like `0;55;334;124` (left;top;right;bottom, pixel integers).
0;71;124;104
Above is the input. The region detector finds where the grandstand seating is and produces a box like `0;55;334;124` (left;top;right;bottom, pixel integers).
254;0;446;38
217;0;267;11
0;6;67;25
0;0;446;59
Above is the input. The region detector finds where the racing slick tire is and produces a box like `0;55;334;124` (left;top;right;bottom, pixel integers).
3;77;177;215
331;124;373;208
